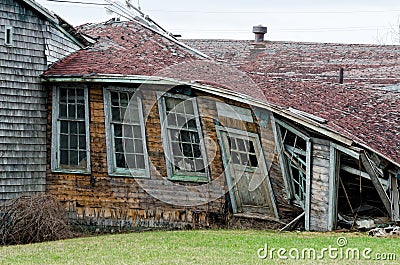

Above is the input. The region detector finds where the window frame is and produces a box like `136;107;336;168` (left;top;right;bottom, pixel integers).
103;86;150;178
158;92;209;183
4;25;13;46
51;85;91;174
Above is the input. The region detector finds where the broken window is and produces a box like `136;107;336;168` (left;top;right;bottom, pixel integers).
52;86;90;173
159;93;208;182
104;89;148;177
274;119;310;209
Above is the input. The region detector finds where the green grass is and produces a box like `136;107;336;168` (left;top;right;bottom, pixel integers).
0;230;398;264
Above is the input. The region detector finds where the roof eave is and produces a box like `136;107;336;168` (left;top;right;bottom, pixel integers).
41;74;400;167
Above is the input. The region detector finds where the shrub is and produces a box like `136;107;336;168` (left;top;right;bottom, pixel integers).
0;195;74;245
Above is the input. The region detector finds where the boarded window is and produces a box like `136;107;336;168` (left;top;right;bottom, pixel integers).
159;94;208;182
52;86;90;173
104;89;148;177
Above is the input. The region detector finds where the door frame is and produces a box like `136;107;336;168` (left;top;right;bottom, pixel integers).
216;126;279;218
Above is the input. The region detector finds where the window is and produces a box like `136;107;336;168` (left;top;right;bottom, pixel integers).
5;26;12;45
228;136;258;168
52;86;90;173
159;93;208;182
273;119;311;208
104;88;148;177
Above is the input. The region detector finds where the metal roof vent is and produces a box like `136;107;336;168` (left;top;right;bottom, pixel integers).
252;25;268;42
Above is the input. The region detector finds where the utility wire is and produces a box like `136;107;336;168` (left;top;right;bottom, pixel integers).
45;0;109;5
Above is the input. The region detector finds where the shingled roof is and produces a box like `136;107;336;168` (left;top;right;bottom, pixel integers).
44;20;206;77
183;39;400;165
43;19;400;166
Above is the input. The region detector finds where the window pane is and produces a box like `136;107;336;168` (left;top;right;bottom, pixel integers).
125;154;135;168
240;153;248;165
60;134;68;149
59;104;67;118
60;150;68;165
249;140;255;153
167;113;177;126
70;122;77;134
79;135;86;149
67;89;76;103
166;98;178;112
116;153;125;168
184;100;194;115
114;124;122;137
136;155;145;169
69;150;78;165
180;130;190;143
111;91;119;106
76;89;84;104
249;154;258;167
187;119;196;129
70;135;77;149
60;89;67;103
79;152;87;165
68;104;76;119
176;114;186;127
134;139;143;153
182;143;193;157
231;151;240;164
60;121;68;133
115;138;123;153
172;142;181;156
237;138;246;151
190;132;200;143
77;104;85;119
112;107;121;122
120;92;129;107
132;125;142;138
193;144;201;158
124;125;133;139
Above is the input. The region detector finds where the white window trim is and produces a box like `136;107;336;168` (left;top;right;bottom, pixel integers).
157;92;210;182
103;87;150;178
51;85;91;174
4;25;13;46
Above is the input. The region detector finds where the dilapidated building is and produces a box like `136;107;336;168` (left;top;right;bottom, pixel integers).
1;1;399;232
0;0;90;201
39;18;400;231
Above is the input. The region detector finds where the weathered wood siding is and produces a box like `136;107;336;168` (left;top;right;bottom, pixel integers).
309;138;331;231
47;85;226;228
0;0;80;201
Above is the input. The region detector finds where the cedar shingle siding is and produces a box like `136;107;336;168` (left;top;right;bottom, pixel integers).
0;0;80;201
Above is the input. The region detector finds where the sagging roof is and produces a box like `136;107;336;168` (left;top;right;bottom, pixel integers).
183;39;400;165
44;20;207;77
42;18;400;166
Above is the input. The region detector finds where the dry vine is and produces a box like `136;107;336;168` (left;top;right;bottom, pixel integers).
0;195;74;245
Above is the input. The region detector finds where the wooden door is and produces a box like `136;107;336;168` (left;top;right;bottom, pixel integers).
218;129;277;216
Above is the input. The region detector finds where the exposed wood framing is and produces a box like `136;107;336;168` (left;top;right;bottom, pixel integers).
305;140;312;231
360;152;392;215
328;144;340;231
270;115;293;200
390;175;399;221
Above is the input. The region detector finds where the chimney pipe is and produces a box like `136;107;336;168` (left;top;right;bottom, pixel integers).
252;25;268;42
339;67;344;84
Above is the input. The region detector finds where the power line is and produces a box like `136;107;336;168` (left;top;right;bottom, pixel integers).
147;9;400;15
45;0;109;6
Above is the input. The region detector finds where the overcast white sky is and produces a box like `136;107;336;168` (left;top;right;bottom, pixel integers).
35;0;400;44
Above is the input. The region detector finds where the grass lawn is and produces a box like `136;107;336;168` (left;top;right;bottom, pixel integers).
0;230;398;264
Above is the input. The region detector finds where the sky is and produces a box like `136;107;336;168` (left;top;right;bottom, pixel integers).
35;0;400;45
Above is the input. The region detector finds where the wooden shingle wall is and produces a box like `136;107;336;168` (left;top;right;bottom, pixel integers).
0;0;81;201
47;85;226;229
